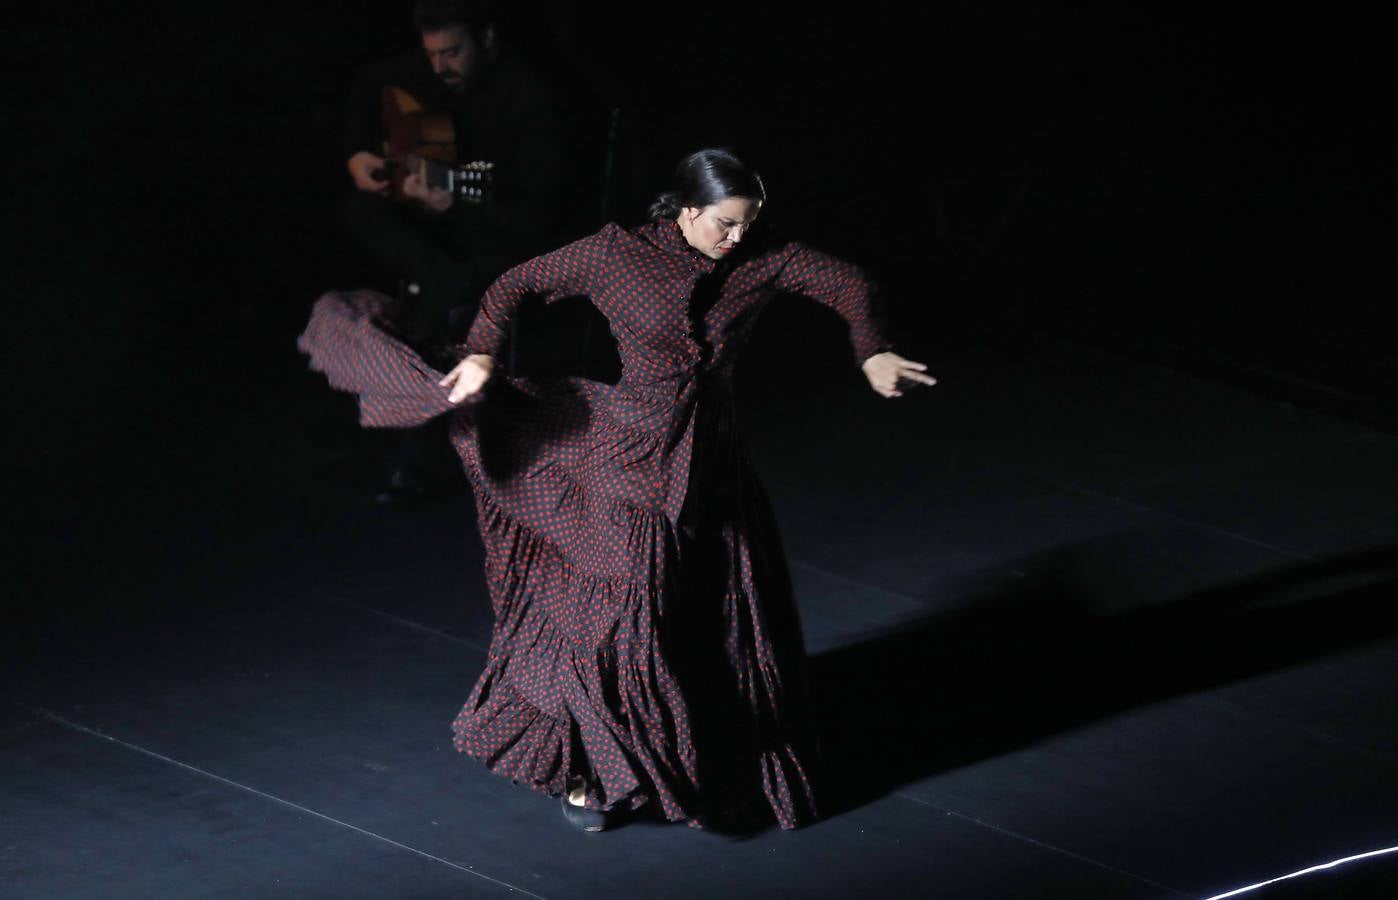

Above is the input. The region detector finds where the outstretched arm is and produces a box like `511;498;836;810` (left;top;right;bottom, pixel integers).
771;242;935;398
439;224;615;402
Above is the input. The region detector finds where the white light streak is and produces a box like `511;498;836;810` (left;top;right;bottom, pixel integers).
1201;845;1398;900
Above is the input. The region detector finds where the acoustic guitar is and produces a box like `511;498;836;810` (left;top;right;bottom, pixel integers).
374;85;495;205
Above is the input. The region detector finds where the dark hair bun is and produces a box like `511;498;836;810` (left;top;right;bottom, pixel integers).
648;148;766;220
647;190;682;220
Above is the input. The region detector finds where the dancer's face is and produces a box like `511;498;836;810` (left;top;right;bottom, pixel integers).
679;197;762;260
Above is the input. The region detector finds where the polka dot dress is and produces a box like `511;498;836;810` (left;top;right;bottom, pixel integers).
298;218;894;830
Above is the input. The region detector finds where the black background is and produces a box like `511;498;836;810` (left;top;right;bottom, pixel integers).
9;1;1391;593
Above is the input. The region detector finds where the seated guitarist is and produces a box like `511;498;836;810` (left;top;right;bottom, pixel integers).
340;0;570;503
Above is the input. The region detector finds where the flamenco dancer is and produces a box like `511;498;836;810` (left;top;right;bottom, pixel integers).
299;148;935;833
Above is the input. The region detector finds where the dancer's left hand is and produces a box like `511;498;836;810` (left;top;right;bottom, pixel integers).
861;352;936;398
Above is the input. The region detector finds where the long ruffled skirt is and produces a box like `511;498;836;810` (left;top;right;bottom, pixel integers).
299;291;820;830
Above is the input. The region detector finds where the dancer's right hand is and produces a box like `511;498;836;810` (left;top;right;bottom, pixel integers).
439;354;495;403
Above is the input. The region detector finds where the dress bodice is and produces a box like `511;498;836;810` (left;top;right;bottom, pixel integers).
461;219;894;397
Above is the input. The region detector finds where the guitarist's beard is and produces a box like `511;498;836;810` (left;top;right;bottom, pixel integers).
437;71;473;94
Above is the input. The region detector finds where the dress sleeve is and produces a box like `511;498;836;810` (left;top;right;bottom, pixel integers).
458;224;615;358
770;241;896;367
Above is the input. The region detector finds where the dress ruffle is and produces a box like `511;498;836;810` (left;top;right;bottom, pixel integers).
296;290;458;428
300;290;819;830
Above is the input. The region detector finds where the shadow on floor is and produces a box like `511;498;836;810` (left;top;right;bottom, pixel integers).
809;543;1398;818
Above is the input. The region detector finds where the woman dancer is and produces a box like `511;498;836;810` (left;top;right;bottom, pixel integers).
299;148;934;833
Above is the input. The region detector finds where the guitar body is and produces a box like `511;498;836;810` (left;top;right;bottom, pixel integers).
378;86;493;205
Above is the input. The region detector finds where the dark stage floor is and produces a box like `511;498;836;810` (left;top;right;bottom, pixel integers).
7;336;1397;899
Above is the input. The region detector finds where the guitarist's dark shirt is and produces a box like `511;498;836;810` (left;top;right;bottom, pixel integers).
341;47;570;283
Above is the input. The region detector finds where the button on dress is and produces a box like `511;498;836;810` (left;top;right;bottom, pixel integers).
298;217;895;830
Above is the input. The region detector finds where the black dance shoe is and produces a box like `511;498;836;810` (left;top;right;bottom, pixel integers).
560;793;608;833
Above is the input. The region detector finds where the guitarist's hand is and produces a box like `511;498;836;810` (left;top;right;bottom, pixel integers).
348;151;389;194
403;164;454;213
